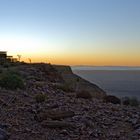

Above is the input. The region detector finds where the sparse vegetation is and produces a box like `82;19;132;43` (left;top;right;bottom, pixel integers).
122;97;130;106
103;95;121;104
129;97;139;107
0;70;24;90
57;83;74;92
122;96;140;107
35;94;47;103
3;62;10;68
76;90;92;99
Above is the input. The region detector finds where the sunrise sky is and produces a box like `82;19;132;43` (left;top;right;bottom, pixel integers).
0;0;140;66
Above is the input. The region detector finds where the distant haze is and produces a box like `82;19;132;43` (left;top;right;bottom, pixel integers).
72;66;140;71
72;66;140;99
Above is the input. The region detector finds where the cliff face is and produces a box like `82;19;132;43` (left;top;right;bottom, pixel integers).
53;65;106;99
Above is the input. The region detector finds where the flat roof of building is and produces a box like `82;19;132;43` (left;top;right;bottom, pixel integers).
0;51;7;53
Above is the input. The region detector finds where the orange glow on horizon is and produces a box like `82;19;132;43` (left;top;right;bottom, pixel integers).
20;53;140;67
1;37;140;67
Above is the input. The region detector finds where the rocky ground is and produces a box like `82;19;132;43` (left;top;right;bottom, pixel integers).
0;63;140;140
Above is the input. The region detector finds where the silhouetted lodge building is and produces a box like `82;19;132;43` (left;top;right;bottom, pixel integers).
11;58;18;63
0;51;17;65
0;51;7;58
0;51;7;64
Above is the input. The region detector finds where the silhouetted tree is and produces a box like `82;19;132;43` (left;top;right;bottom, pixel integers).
17;54;21;61
28;58;31;63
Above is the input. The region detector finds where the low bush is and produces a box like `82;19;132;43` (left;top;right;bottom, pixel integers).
129;97;139;107
3;63;10;68
122;96;139;107
57;83;74;92
35;94;47;103
76;90;92;99
122;97;130;106
0;70;24;90
103;95;121;104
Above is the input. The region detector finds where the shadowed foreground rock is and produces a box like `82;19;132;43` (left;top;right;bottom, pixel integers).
0;128;8;140
36;110;75;121
41;121;74;128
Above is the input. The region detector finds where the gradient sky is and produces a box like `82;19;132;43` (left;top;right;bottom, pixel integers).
0;0;140;66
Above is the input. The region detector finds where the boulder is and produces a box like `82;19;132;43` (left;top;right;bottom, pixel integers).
41;120;74;128
0;128;9;140
36;110;75;121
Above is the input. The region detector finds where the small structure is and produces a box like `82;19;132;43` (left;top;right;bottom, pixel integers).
0;51;18;65
7;56;13;62
12;58;18;63
0;51;7;58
